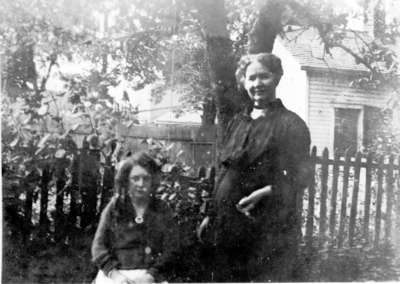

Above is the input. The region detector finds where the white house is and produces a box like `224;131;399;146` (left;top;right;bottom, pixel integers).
273;28;391;155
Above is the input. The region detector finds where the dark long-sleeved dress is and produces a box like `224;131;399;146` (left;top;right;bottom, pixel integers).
91;195;178;281
212;99;311;282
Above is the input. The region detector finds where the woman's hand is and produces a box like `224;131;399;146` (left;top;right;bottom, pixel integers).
236;185;272;218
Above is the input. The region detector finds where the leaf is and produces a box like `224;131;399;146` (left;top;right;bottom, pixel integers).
105;99;113;108
95;104;103;111
169;193;177;201
71;123;82;131
78;113;91;118
37;104;49;116
23;114;32;125
10;135;20;148
35;146;46;156
162;163;174;173
161;193;168;200
51;115;62;123
37;133;52;148
166;143;175;151
123;121;134;128
55;149;66;158
177;150;184;157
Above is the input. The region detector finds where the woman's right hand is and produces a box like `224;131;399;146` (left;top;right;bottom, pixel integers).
109;270;136;284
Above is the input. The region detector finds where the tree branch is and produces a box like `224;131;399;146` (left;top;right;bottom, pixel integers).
40;53;57;93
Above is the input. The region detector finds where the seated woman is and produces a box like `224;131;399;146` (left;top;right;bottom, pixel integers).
92;152;179;284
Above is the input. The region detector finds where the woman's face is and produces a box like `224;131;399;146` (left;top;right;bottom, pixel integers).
128;165;152;202
244;61;276;109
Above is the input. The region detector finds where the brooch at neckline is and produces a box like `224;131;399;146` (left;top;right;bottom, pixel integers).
135;216;144;224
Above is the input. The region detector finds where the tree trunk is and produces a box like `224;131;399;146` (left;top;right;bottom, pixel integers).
193;0;241;156
248;0;284;53
194;0;285;156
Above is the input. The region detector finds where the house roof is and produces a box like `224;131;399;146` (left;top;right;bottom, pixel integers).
279;27;371;73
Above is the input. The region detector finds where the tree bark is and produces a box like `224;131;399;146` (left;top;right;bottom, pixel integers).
248;0;285;53
193;0;241;155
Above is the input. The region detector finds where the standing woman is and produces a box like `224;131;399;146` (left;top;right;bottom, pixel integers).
92;152;178;284
200;53;311;282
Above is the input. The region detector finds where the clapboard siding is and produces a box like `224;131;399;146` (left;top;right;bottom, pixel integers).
307;72;388;154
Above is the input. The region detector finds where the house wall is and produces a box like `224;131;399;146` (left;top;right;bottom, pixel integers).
274;40;309;123
307;70;389;154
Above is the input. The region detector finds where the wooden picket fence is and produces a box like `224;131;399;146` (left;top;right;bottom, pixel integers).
303;146;400;250
10;140;400;250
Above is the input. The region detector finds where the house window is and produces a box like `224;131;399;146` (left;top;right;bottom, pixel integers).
334;108;361;156
363;106;385;149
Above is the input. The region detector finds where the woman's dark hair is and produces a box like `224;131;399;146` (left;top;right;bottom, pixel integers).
114;151;161;198
235;53;283;88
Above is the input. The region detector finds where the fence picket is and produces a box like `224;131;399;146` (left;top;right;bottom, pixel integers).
24;187;33;241
101;150;115;211
305;146;317;250
374;156;384;247
55;159;67;242
363;152;373;243
329;150;340;246
67;153;80;239
79;137;101;228
207;166;216;185
384;155;395;244
338;149;351;248
348;152;362;247
198;166;207;178
12;141;400;249
39;165;51;236
319;148;329;248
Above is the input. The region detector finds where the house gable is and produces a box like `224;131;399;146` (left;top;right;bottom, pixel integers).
277;28;390;154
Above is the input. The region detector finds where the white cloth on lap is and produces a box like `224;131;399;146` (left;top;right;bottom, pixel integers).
94;269;152;284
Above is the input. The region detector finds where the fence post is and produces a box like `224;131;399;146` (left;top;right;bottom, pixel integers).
329;150;340;247
318;148;329;249
80;135;101;229
363;152;373;244
39;165;51;238
68;152;80;236
23;172;35;243
305;146;317;251
348;151;362;247
395;156;400;250
374;156;384;248
198;166;207;179
207;166;216;186
100;140;117;212
55;161;66;242
338;149;351;248
384;155;394;245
